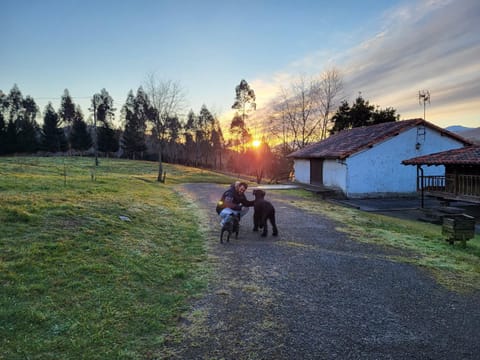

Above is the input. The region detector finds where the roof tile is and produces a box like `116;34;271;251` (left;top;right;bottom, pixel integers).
288;119;472;159
402;145;480;165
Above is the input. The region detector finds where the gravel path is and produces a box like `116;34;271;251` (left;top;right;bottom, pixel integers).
161;183;480;359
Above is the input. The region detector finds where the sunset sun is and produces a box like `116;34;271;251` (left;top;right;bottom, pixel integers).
252;139;261;148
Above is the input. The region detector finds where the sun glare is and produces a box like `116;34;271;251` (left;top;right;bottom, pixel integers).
252;139;261;148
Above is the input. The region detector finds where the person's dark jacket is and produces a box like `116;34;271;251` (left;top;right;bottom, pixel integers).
222;184;254;210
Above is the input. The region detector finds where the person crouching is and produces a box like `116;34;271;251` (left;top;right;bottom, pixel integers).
218;181;254;226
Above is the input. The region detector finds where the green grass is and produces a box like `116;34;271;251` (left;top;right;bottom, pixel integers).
279;189;480;293
0;156;235;360
2;158;479;358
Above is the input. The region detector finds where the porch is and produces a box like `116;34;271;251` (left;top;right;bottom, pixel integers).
419;174;480;204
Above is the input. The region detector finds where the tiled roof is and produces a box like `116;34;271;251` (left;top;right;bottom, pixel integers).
402;145;480;165
288;119;472;160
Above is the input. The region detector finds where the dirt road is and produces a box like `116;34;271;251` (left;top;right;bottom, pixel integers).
160;183;480;359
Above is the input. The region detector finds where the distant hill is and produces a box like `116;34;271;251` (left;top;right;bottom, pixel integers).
460;128;480;144
446;125;471;133
446;125;480;144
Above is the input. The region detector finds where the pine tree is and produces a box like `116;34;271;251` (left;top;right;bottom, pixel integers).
69;106;92;153
330;101;351;134
91;89;118;156
18;95;40;153
197;105;215;165
59;89;76;124
330;95;398;134
184;110;197;165
3;86;40;153
121;89;148;159
41;103;68;152
211;119;224;169
97;123;119;155
0;92;6;155
349;95;375;128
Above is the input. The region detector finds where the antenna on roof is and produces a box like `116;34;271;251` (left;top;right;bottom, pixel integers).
418;90;430;121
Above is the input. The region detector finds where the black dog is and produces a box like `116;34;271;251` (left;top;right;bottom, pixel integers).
220;213;239;243
252;189;278;237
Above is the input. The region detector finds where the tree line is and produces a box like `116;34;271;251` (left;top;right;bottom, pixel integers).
1;72;400;183
0;81;251;181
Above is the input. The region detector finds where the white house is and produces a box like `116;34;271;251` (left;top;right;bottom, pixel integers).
288;119;473;198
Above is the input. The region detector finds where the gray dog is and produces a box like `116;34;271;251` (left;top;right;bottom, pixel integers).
220;213;239;243
252;189;278;237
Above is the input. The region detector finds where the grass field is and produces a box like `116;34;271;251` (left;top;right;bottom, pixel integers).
1;157;479;359
0;156;235;359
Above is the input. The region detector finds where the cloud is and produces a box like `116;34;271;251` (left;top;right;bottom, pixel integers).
247;0;480;128
337;0;480;126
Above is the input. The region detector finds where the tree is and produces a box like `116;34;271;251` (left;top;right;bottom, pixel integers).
0;91;7;155
329;100;351;134
330;94;399;134
121;91;138;158
19;95;41;153
371;107;400;125
230;114;251;153
97;123;119;155
210;118;225;169
349;95;375;128
315;68;343;140
2;85;40;154
121;88;148;160
91;89;117;160
276;75;320;150
69;106;92;153
5;84;23;123
184;110;198;165
164;115;182;164
16;117;39;153
196;105;216;166
4;120;17;154
59;89;77;151
265;69;343;151
59;89;76;124
231;80;256;152
182;107;222;168
41;103;68;152
95;88;116;126
144;74;185;182
232;79;256;124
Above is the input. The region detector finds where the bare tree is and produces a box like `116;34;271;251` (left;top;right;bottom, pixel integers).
277;75;321;150
267;69;343;150
315;68;343;140
144;74;186;182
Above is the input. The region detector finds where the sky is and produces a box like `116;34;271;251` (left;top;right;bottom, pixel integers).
1;0;479;131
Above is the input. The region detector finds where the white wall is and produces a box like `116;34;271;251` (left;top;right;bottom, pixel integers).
293;159;310;183
345;126;463;197
323;159;347;191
